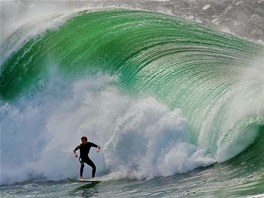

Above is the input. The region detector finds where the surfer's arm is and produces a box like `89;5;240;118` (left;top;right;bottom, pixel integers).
73;145;80;158
90;142;101;152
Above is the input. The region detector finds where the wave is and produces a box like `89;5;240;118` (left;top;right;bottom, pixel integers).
1;10;264;185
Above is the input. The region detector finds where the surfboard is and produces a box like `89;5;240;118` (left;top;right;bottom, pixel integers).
68;178;100;183
68;178;101;191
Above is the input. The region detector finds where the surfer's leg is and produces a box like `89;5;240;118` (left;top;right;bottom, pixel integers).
86;158;96;178
79;158;85;178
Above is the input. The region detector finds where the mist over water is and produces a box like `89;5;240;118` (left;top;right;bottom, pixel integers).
1;1;264;194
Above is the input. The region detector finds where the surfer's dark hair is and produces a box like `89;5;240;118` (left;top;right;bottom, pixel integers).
81;136;87;141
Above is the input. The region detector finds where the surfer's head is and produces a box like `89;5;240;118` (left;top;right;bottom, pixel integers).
81;136;88;144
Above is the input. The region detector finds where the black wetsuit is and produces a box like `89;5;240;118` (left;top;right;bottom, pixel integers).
74;142;98;178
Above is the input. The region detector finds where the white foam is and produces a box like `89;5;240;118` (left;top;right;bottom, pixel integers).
0;74;215;185
103;98;215;179
202;4;211;11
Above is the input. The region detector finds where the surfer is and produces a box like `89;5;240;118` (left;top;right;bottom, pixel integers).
73;136;100;179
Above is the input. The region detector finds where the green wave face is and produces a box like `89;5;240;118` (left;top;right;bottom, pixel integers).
1;10;264;162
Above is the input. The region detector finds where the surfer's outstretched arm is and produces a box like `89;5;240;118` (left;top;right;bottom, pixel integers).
89;142;101;152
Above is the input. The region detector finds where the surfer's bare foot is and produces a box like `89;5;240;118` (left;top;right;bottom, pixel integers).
80;177;84;180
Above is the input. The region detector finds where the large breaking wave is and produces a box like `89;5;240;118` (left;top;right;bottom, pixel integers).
1;10;264;185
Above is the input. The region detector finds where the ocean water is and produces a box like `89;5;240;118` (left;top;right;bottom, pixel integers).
1;1;264;197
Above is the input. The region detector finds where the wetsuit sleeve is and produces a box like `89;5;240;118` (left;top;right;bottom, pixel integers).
89;142;98;148
74;144;81;151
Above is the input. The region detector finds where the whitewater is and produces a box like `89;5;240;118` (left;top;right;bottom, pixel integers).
1;1;264;197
